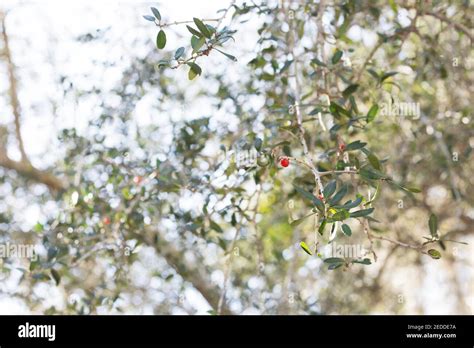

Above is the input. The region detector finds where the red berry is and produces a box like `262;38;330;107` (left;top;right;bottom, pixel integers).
103;216;111;225
318;194;324;201
133;176;143;185
280;157;290;168
339;143;346;152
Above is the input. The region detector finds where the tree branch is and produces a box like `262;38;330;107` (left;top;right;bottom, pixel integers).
288;3;325;196
424;11;473;42
0;152;66;191
1;11;28;163
0;11;66;192
157;237;234;315
138;226;233;315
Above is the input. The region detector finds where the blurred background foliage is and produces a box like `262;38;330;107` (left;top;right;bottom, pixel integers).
0;0;472;314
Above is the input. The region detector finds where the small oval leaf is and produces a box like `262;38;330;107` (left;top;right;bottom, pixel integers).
156;30;166;49
342;223;352;236
428;249;441;259
151;7;161;21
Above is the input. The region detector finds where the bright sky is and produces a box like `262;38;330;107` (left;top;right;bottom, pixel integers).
0;0;471;315
1;0;238;315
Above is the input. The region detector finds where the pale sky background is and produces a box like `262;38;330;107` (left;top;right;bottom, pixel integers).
0;0;471;314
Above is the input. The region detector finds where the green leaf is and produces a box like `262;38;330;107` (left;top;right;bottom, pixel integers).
367;68;379;80
318;219;327;235
188;62;202;80
389;0;398;13
210;220;223;233
29;259;39;271
323;180;337;199
157;59;171;68
215;48;237;62
254;137;263;151
380;71;398;82
334;196;363;210
367;104;379;123
33;222;44;233
300;241;313;255
193;18;212;38
367;153;381;170
156;30;166;49
349;95;359;114
345;140;367;151
352;258;371;265
429;213;438;237
329;185;348;206
143;15;156;22
324;257;345;264
150;7;161;21
294;185;324;211
331;49;343;64
291;212;315;227
191;36;206;53
428;249;441;259
206;24;216;36
174;47;185;60
329;102;350;118
350;208;374;218
186;25;203;38
32;273;51;281
280;59;293;73
342;84;359;98
359;167;386;180
341;224;352;236
365;183;380;205
311;57;327;67
51;269;61;285
328;263;343;270
329;209;350;222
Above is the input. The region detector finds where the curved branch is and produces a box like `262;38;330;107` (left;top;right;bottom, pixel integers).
1;11;28;163
0;11;66;193
157;238;234;315
424;11;473;42
0;153;66;191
